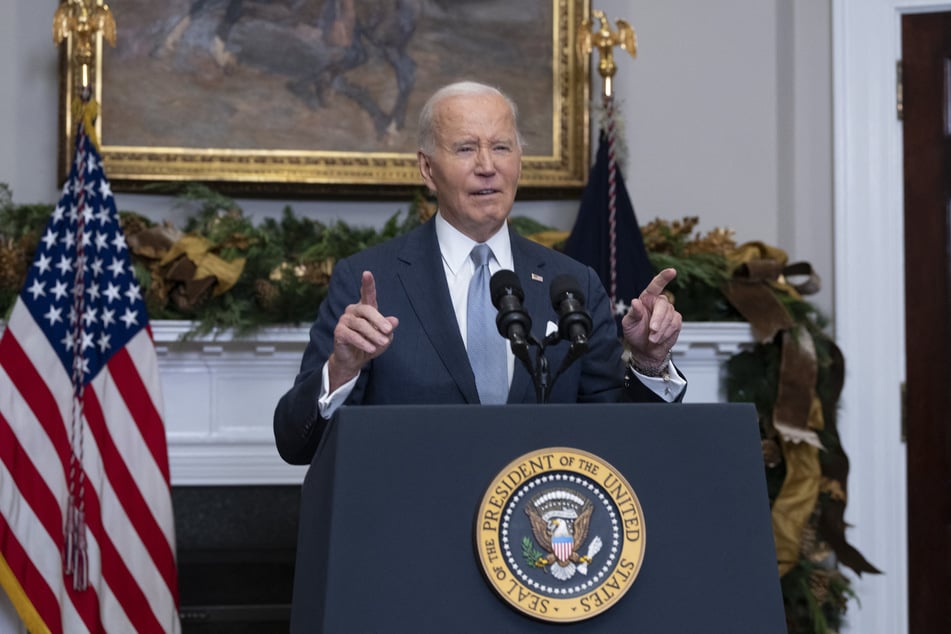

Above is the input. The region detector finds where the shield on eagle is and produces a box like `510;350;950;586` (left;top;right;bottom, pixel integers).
551;530;574;563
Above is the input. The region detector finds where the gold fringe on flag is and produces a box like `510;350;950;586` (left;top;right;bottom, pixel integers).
71;98;102;151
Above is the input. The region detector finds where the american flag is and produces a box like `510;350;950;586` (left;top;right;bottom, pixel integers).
0;107;180;632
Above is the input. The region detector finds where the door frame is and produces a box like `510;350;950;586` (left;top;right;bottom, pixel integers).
833;1;951;633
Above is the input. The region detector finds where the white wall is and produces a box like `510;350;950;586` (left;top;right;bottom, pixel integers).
607;0;834;314
0;2;16;187
779;0;835;315
2;0;61;203
618;1;782;242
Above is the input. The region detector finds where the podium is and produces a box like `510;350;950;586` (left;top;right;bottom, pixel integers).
291;403;786;633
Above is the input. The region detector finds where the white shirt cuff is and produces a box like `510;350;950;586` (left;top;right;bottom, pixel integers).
630;360;686;402
317;361;360;419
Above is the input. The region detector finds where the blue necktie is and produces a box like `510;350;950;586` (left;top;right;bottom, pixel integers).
467;244;508;404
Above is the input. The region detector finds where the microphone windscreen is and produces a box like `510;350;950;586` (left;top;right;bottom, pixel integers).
490;269;524;308
549;274;585;308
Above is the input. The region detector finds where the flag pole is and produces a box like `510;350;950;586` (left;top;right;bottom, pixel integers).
577;10;638;307
53;0;116;148
52;0;116;592
578;9;637;103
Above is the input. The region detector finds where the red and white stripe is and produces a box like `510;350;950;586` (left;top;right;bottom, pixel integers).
0;301;180;633
553;538;574;564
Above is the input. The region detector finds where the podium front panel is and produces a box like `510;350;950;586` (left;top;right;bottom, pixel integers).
292;403;786;633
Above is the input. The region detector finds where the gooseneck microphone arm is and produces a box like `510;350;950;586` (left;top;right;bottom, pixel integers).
490;270;549;401
490;271;593;404
549;274;593;380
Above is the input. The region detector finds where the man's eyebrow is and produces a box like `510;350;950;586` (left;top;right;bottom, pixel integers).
448;137;478;149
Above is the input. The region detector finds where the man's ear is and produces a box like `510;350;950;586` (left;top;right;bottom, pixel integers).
417;151;436;191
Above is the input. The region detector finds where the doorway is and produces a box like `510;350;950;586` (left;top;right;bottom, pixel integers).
901;10;951;633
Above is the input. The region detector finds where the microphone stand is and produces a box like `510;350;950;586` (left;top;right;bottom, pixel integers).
509;332;587;404
492;270;591;404
507;332;549;404
533;346;550;404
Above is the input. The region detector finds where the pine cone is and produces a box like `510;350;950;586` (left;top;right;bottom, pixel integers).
684;227;737;256
762;438;782;468
254;279;279;310
799;520;818;558
119;212;153;240
0;239;27;290
801;506;834;565
808;569;831;606
145;262;170;313
299;258;334;285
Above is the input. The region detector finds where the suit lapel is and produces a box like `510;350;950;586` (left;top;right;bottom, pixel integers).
396;221;481;404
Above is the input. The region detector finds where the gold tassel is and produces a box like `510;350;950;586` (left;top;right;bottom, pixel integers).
71;98;102;151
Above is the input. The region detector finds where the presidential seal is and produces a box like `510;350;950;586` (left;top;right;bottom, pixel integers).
475;448;646;623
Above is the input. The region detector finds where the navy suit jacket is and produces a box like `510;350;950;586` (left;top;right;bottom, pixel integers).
274;219;678;464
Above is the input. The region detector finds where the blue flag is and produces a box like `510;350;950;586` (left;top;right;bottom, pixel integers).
564;131;654;329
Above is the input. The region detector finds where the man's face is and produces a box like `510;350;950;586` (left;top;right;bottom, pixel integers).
417;92;522;243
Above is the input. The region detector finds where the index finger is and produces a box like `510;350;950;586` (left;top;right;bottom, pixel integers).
359;270;378;308
641;268;677;298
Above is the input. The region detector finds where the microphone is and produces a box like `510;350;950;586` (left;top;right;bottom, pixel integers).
490;270;532;348
549;275;593;347
491;270;545;399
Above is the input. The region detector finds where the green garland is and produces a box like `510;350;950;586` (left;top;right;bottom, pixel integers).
643;222;875;633
0;183;873;632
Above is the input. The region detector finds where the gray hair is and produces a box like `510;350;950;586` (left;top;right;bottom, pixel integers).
417;81;525;155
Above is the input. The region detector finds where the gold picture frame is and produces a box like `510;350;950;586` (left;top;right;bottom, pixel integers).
60;0;591;196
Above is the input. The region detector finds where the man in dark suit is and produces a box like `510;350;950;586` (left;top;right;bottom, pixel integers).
274;81;685;465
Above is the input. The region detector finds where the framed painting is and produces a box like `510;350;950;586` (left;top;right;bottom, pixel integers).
60;0;591;195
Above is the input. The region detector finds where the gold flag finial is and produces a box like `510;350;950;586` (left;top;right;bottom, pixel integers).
578;10;637;101
53;0;116;97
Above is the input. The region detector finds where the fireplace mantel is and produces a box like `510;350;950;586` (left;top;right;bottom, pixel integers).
154;320;753;485
150;321;313;486
1;320;754;485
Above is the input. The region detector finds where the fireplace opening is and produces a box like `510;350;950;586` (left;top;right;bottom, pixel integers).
172;485;300;633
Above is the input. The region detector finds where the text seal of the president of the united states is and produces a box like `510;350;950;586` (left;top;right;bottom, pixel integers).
475;447;646;622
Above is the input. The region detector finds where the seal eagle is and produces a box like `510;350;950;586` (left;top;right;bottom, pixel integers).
525;490;596;580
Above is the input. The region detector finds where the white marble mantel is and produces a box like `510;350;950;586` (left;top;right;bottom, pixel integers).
150;320;754;485
1;320;754;486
